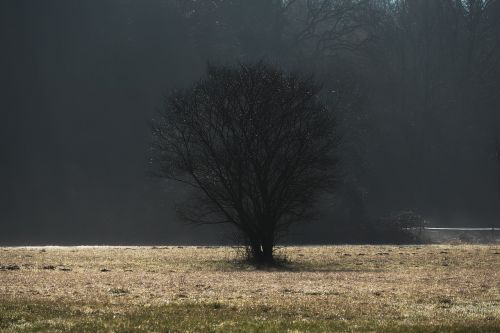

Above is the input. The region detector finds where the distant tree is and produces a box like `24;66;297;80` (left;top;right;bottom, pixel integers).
151;63;339;264
286;0;379;59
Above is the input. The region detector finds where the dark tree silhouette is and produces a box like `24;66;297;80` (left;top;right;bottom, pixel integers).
152;63;339;263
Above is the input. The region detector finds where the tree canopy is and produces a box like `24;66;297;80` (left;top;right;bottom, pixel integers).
152;63;339;263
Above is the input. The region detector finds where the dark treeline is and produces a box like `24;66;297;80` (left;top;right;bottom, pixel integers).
1;0;500;244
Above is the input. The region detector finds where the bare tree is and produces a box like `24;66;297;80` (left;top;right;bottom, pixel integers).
151;63;339;264
285;0;381;59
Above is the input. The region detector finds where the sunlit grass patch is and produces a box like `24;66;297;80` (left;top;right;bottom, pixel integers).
1;300;499;333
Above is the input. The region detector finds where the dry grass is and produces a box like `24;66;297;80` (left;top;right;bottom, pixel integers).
1;245;499;332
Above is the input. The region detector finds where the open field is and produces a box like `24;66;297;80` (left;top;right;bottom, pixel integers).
1;245;499;332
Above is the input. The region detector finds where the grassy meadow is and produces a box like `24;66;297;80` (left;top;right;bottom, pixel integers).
0;245;499;332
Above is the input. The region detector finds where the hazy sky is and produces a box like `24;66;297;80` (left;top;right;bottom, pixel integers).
0;1;212;245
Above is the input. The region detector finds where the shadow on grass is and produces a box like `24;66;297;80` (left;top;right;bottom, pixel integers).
204;246;387;272
214;256;383;273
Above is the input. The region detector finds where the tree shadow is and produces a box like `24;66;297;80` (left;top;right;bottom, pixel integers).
222;257;382;273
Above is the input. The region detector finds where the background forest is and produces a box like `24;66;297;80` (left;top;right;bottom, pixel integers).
1;0;500;244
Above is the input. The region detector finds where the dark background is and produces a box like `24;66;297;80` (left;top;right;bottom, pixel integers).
1;0;499;245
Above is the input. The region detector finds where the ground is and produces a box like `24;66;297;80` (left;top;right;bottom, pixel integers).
0;245;499;332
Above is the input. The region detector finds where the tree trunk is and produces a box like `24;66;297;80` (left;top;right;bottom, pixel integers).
248;239;274;265
261;242;274;264
248;238;262;262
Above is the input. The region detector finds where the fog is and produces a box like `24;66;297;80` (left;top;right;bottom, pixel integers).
1;0;499;245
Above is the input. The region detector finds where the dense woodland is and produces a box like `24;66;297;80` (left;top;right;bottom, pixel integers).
161;0;500;237
1;0;500;244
